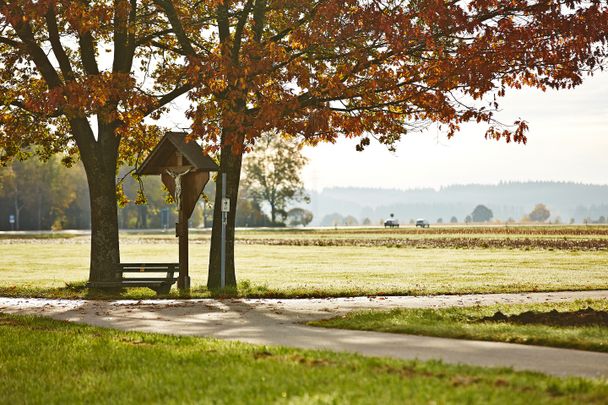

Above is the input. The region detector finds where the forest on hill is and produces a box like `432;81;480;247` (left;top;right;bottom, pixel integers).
310;183;608;226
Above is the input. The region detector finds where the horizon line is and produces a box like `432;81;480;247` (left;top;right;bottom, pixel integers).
305;180;608;193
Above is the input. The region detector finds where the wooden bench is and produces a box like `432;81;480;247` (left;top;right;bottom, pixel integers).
88;263;179;294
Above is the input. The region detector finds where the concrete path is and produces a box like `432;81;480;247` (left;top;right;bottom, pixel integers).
1;290;608;378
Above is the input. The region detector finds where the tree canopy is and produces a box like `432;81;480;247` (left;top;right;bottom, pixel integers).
287;208;313;226
0;0;186;164
471;204;493;222
528;203;551;222
242;133;309;225
159;0;608;150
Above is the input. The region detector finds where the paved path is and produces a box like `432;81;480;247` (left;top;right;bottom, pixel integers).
1;290;607;378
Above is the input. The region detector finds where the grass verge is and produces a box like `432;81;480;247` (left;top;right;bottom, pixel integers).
310;299;608;353
0;280;606;301
1;313;607;404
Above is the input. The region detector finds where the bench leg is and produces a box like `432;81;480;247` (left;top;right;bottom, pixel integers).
153;284;172;295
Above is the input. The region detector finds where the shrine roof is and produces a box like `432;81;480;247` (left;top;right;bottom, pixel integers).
136;132;219;175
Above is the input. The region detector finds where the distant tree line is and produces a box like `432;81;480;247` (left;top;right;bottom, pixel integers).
0;138;313;231
309;183;608;226
0;156;90;231
320;213;361;227
324;202;608;227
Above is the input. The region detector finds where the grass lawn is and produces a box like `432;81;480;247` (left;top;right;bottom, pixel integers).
1;313;607;404
310;299;608;353
0;241;607;299
0;227;607;299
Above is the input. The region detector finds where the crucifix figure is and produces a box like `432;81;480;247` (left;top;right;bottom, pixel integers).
165;168;192;209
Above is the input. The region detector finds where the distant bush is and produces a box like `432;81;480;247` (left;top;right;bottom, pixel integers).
471;205;493;222
287;208;314;227
528;203;551;223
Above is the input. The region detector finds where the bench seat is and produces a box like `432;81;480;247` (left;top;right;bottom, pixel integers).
88;263;179;294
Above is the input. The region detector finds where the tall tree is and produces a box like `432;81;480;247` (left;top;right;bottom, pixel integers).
242;133;309;225
235;184;272;227
528;203;551;222
157;0;608;288
471;204;493;222
0;1;190;282
287;207;313;227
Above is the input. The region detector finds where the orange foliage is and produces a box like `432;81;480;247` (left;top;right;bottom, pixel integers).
0;0;606;163
158;0;608;153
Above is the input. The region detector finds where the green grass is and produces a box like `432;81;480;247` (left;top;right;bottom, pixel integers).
1;314;607;404
1;227;607;299
311;299;608;353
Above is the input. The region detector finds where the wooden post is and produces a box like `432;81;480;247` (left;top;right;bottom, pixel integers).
177;206;190;290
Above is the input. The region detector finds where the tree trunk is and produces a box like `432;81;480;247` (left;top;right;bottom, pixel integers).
13;196;20;231
207;135;244;289
137;205;147;229
37;189;42;230
86;164;120;282
79;126;121;283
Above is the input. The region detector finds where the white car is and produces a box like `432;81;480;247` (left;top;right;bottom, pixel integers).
415;219;430;228
384;219;399;228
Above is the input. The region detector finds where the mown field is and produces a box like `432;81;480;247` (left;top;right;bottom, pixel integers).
0;225;607;298
131;225;608;249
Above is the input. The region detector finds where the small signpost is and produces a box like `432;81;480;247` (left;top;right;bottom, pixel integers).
9;214;15;231
137;132;219;291
160;207;169;230
220;173;229;289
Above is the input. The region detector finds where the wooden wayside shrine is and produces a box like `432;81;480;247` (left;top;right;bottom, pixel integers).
136;132;219;291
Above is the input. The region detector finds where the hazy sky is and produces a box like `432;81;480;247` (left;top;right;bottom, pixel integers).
301;72;608;191
163;71;607;191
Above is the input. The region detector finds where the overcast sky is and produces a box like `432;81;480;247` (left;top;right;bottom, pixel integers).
163;71;607;191
301;72;608;191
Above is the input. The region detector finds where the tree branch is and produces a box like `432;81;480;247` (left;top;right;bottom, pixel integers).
9;100;64;118
143;82;193;116
154;0;196;56
216;3;231;47
45;5;75;81
8;13;63;89
78;32;100;75
252;0;266;43
232;0;254;63
76;1;100;75
0;36;23;48
135;28;174;46
126;0;138;65
266;1;323;44
113;0;130;73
